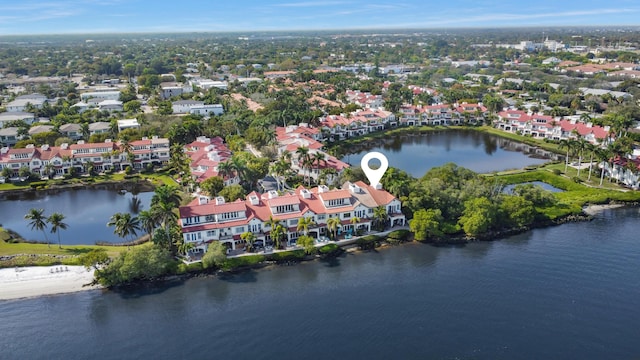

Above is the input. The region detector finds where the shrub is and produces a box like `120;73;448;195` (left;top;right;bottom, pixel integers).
29;181;47;189
176;262;203;274
551;169;561;175
356;235;380;250
268;250;305;263
221;255;265;270
387;229;411;242
318;243;342;256
572;176;582;183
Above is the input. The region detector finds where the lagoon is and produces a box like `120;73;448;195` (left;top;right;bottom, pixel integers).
341;130;551;177
0;189;153;245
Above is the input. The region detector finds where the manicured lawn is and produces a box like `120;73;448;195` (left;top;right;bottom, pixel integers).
0;228;133;268
0;236;125;258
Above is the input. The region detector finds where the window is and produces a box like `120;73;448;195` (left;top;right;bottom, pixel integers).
317;214;326;221
275;204;294;213
289;219;298;226
343;213;351;219
327;198;346;207
206;230;216;237
234;226;245;234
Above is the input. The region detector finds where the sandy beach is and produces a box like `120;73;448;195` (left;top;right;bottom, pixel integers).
583;203;626;216
0;265;101;301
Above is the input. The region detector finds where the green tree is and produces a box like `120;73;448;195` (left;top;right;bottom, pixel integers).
458;197;496;237
79;249;110;271
297;235;316;254
24;208;50;247
270;224;287;249
107;212;141;242
47;212;68;248
240;231;257;252
410;208;443;241
296;216;315;236
499;196;536;228
95;245;174;287
219;184;246;202
373;206;389;231
137;209;159;239
202;241;227;269
326;217;341;240
200;176;224;197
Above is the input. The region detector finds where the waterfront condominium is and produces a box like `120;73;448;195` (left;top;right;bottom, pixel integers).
178;181;405;255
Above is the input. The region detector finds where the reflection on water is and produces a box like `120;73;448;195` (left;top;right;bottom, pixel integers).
342;130;553;176
0;190;153;244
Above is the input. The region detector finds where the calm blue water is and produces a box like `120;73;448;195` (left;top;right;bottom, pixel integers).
1;207;639;359
0;190;153;244
342;130;549;177
503;181;564;193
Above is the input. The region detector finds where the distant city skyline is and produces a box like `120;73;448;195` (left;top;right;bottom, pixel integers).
1;0;640;36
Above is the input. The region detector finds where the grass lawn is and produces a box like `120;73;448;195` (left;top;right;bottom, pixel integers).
0;227;129;268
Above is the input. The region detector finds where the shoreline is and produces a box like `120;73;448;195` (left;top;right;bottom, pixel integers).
582;203;626;216
0;265;101;301
0;204;630;300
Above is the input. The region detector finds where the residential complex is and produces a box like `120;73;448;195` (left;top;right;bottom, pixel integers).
0;136;170;177
178;181;405;256
496;110;612;145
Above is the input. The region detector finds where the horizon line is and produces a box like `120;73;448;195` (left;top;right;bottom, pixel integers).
2;24;640;38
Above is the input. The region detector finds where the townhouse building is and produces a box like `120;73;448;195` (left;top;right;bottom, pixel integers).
178;181;405;256
495;109;612;145
398;103;487;126
320;109;395;140
0;136;170;177
185;136;239;186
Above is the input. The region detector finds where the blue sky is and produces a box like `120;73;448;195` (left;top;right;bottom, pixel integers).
1;0;639;35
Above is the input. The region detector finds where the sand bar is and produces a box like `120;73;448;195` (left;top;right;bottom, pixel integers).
0;265;100;301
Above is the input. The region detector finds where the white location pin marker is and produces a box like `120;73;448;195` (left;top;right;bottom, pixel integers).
361;151;389;189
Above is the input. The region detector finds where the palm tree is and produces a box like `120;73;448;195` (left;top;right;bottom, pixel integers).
25;208;50;247
240;231;257;252
80;122;90;141
152;201;179;233
137;209;158;240
585;142;596;182
350;216;361;234
217;160;234;181
312;152;326;184
296;146;310;182
297;216;315;237
558;139;573;173
151;185;182;209
107;212;141;242
373;206;388;231
271;224;286;249
326;216;341;240
47;212;68;249
575;138;588;178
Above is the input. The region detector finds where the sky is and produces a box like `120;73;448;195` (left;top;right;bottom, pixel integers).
1;0;639;35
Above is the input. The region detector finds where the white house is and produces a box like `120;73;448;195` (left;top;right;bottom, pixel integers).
117;119;140;132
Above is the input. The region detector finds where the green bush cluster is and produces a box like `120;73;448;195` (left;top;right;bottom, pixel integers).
221;255;266;270
386;229;411;244
318;243;342;256
356;235;381;250
268;249;305;262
